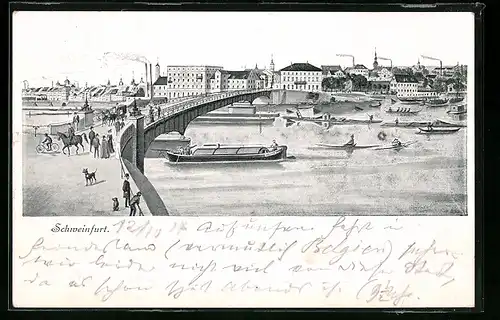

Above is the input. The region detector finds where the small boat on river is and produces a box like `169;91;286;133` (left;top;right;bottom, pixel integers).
373;141;417;151
164;144;288;163
315;143;380;150
425;98;449;107
385;106;422;115
416;127;461;135
449;96;465;104
285;116;382;128
398;97;424;104
381;119;467;128
370;101;382;107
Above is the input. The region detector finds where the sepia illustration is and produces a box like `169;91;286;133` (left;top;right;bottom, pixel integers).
18;11;470;217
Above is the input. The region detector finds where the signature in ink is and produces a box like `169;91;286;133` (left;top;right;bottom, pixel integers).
356;278;413;306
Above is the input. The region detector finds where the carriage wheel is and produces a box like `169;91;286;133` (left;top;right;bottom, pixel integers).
52;143;60;152
35;145;44;154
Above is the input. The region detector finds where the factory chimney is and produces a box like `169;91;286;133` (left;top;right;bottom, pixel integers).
149;64;153;100
144;63;149;98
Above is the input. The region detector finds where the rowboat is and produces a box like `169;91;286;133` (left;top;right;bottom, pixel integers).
370;101;382;107
164;144;288;163
435;119;467;127
286;117;382;127
373;141;417;150
381;121;431;128
315;143;380;150
385;107;422;114
380;119;467;128
416;127;461;134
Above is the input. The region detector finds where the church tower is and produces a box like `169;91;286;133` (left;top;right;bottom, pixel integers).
372;48;379;69
155;59;161;81
131;71;136;86
269;54;275;72
118;76;123;86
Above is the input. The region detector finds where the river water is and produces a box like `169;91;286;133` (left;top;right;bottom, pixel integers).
144;102;468;216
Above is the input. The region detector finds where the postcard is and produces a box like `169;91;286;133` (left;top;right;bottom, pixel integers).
12;10;476;308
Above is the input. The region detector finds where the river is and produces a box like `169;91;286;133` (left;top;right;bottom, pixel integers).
144;102;468;216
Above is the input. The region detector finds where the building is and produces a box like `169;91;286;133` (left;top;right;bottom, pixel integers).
279;62;322;91
390;73;438;98
344;64;369;78
209;69;261;93
322;65;345;78
153;65;223;99
390;74;419;97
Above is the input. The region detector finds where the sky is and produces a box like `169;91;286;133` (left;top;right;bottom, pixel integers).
13;11;475;88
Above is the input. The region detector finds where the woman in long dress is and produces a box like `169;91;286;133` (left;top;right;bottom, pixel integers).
100;135;110;159
108;134;115;154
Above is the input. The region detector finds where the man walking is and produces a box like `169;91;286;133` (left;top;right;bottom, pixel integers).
129;191;143;216
88;126;96;153
92;133;100;158
122;173;131;207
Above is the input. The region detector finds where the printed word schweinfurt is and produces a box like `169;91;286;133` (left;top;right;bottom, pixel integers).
51;223;108;235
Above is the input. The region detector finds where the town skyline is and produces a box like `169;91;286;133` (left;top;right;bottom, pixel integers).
13;11;474;88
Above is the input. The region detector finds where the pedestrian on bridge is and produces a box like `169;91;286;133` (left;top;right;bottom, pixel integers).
122;174;131;207
129;191;143;216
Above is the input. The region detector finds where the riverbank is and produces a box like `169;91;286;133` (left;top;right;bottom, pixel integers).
22;125;152;217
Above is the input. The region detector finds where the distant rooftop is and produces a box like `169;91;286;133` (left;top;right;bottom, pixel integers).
393;74;418;83
280;63;322;72
153;76;169;86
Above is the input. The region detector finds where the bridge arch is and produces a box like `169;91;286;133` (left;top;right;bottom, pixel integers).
142;90;273;163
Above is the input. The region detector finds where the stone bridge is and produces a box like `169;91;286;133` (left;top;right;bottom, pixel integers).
123;89;281;173
115;89;314;215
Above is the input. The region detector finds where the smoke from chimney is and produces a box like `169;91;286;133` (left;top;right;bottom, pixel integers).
144;63;149;98
149;64;153;100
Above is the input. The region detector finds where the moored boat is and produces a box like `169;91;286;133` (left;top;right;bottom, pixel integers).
416;127;461;134
164;144;288;163
398;97;424;104
425;98;449;107
449;96;464;104
370;101;382;107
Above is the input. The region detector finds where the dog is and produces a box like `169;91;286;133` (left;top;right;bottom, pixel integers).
112;197;119;211
82;168;97;186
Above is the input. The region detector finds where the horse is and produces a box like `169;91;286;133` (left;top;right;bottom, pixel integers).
57;131;89;156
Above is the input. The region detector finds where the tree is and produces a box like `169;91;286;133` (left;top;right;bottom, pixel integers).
351;74;368;91
414;72;424;82
431;78;446;93
422;77;429;88
333;77;347;90
322;77;335;92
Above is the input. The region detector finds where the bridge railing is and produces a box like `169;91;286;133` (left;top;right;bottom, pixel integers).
145;89;270;128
